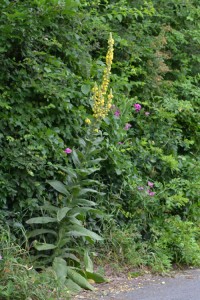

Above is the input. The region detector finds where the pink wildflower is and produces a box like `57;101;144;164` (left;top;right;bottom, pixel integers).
147;190;156;196
148;181;154;188
134;103;142;112
114;109;120;117
124;123;132;130
145;112;150;116
118;142;123;145
138;186;144;191
64;148;72;154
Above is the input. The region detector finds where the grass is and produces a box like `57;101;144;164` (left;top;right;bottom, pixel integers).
0;225;70;300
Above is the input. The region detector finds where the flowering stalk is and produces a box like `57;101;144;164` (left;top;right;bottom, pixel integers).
92;33;114;120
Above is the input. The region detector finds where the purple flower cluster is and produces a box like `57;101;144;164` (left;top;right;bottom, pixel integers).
147;181;155;196
64;148;72;154
134;103;142;112
147;181;154;188
137;181;156;196
114;109;120;117
138;186;144;191
147;190;155;196
124;123;132;130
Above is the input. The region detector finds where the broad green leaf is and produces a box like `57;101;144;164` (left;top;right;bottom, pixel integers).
26;217;57;224
71;150;80;167
40;202;58;212
69;207;103;216
57;207;71;222
65;279;82;293
67;225;103;241
84;250;93;273
33;241;57;251
92;137;104;145
72;199;97;206
53;164;77;179
27;228;57;238
81;84;90;95
78;168;100;176
78;138;86;147
79;188;101;195
116;14;123;22
53;257;67;285
67;267;95;291
68;216;83;226
47;180;70;196
81;179;102;185
86;271;107;283
89;158;105;164
63;253;80;262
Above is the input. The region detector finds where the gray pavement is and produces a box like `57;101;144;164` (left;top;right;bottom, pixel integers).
112;269;200;300
74;269;200;300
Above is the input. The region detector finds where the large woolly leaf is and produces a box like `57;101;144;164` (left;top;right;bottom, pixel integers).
57;207;71;222
86;271;107;283
65;279;82;293
78;168;100;176
69;207;104;216
72;199;97;206
68;216;83;226
79;188;104;195
26;217;57;224
67;225;103;241
63;253;80;262
67;267;95;291
33;241;57;251
47;180;70;196
53;257;67;285
54;165;77;179
27;228;57;238
71;150;81;167
40;202;58;212
84;250;93;273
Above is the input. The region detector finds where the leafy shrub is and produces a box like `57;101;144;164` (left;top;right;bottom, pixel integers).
0;0;200;288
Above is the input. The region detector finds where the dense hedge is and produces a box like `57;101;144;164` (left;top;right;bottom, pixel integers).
0;0;199;279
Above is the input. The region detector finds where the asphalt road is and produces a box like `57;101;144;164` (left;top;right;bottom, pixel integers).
74;269;200;300
113;269;200;300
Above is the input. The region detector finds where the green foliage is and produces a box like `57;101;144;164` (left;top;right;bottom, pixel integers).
0;0;200;294
25;133;106;289
0;225;70;300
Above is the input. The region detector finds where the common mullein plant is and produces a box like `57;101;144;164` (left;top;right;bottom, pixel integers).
26;34;114;292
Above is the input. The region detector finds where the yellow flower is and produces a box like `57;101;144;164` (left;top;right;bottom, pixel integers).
94;128;99;133
92;33;114;120
85;118;91;125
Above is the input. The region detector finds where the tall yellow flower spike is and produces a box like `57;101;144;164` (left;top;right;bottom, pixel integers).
92;33;114;120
